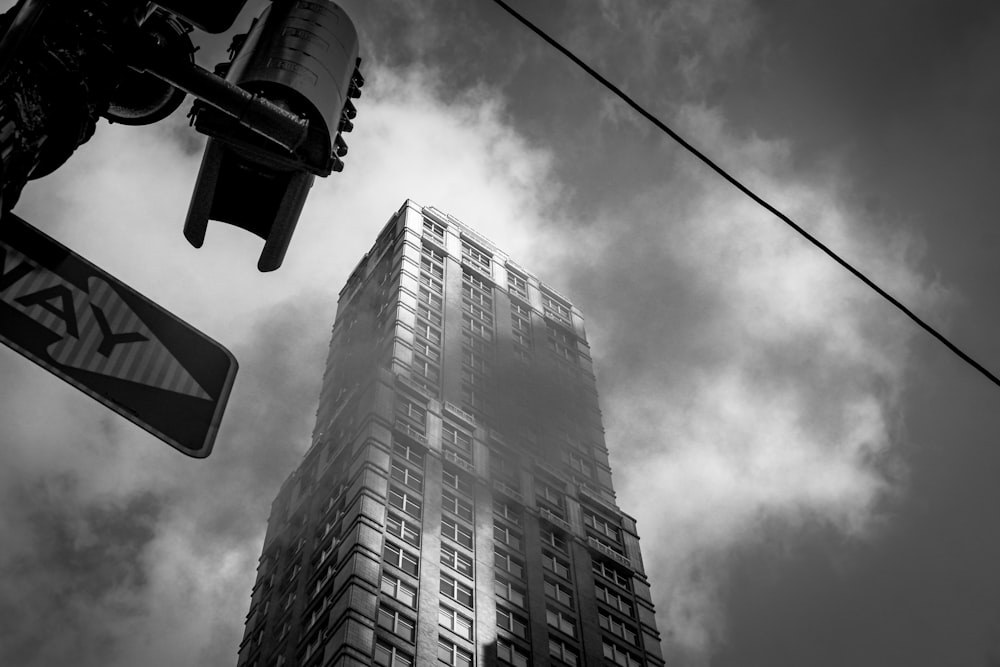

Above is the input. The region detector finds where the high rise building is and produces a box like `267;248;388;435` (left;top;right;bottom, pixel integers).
236;200;665;667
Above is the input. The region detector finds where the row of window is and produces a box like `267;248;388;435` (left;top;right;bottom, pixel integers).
377;562;641;662
462;240;492;276
510;297;533;363
381;438;478;665
443;422;474;466
374;636;474;667
396;396;427;435
460;269;494;417
382;634;537;667
390;431;621;555
379;427;638;666
411;243;446;394
546;321;577;363
423;214;575;331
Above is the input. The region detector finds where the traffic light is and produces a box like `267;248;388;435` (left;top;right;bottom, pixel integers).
183;0;362;271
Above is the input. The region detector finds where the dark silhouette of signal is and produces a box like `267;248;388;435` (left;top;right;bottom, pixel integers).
183;0;364;272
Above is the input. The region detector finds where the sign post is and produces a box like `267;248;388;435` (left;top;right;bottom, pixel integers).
0;213;237;457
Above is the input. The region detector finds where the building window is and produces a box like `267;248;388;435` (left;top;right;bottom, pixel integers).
380;573;417;608
510;299;530;319
463;267;491;290
544;578;574;608
383;541;419;577
443;466;474;496
497;637;530;667
542;551;570;579
388;486;422;519
462;330;490;354
443;490;474;522
464;301;494;327
566;451;594;479
513;340;532;359
421;254;445;280
422;242;445;260
536;481;565;509
460;384;487;414
391;461;424;492
310;563;335;598
416;317;443;345
418;301;443;326
540;528;567;552
496;606;528;640
423;217;446;244
419;286;443;311
419;271;443;294
463;280;493;307
396;398;427;430
541;291;572;324
548;638;579;665
584;511;622;543
462;313;492;340
494;524;522;551
507;270;528;300
546;607;576;637
462;347;490;373
443;423;474;454
592;560;632;590
494;547;524;579
595;584;633;617
461;241;492;275
495;577;525;608
442;515;474;549
458;367;489;402
493;499;521;526
393;442;425;466
438;636;474;667
462;367;488;390
512;316;530;336
386;512;420;547
545;322;577;359
439;605;474;641
441;543;474;577
414;339;441;363
299;630;324;664
599;612;638;645
374;640;414;667
602;640;642;667
305;597;329;633
440;574;474;608
378;605;416;643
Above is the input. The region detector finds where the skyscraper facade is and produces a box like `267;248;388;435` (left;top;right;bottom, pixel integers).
236;200;664;667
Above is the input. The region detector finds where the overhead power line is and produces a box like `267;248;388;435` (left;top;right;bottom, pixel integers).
488;0;1000;390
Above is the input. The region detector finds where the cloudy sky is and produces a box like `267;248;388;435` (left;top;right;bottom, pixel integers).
3;1;1000;665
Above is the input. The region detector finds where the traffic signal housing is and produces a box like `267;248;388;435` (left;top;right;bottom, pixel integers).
183;0;362;271
152;0;251;33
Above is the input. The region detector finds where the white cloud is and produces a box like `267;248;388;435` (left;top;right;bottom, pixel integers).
583;105;943;663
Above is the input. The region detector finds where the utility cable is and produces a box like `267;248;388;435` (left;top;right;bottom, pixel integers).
489;0;1000;390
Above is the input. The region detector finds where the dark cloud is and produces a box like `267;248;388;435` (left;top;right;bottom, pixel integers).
0;292;329;666
0;483;161;666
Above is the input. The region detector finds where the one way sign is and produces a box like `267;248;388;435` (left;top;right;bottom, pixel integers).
0;213;237;458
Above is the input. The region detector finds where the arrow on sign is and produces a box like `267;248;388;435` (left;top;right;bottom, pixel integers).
1;244;210;399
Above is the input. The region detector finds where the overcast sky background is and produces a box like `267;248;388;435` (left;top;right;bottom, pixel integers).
2;1;1000;665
